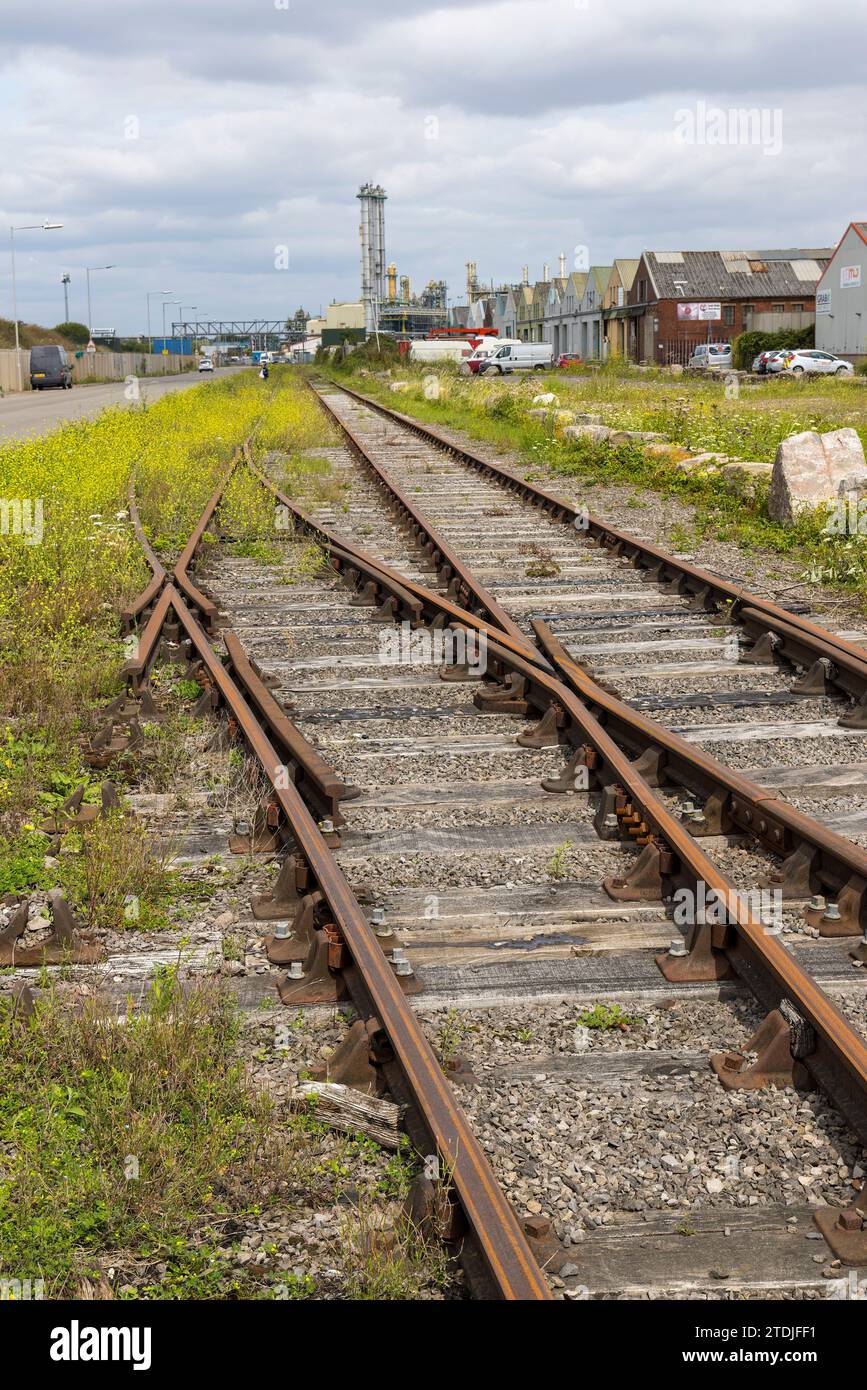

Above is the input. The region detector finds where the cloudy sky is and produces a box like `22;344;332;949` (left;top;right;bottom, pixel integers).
1;0;864;334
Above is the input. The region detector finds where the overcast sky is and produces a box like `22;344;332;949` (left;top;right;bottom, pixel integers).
1;0;864;334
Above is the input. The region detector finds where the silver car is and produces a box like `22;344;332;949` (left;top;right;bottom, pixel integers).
688;342;733;371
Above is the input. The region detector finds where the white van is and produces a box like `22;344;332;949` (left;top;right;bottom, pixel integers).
466;338;521;374
409;339;473;364
478;341;555;374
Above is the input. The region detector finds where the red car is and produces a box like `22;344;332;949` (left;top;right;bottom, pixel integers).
557;353;583;368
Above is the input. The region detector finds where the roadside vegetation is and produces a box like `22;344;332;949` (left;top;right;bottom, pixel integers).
325;358;867;603
0;368;334;899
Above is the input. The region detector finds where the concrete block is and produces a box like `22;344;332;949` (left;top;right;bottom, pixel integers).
562;424;612;444
769;428;867;523
721;461;774;497
608;429;665;445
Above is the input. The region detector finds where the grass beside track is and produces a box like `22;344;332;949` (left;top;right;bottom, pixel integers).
0;366;336;889
0;365;339;912
0;367;453;1302
325;358;867;609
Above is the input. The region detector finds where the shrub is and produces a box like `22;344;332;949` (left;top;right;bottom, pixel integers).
54;321;90;344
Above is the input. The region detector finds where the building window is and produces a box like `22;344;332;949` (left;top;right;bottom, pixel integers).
790;303;804;312
742;304;753;315
772;303;785;313
723;305;735;325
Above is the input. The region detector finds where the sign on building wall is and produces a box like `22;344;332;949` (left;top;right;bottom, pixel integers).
816;290;832;313
841;265;862;289
676;302;722;321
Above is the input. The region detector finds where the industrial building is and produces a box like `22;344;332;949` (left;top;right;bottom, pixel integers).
815;223;867;364
356;183;448;338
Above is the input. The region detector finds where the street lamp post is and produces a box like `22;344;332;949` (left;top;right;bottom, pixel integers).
8;221;63;391
61;273;70;322
85;264;115;346
146;289;173;354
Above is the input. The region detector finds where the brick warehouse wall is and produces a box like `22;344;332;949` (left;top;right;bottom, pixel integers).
631;295;817;364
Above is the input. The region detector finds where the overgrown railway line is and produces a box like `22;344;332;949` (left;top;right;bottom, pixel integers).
11;374;867;1298
127;379;867;1288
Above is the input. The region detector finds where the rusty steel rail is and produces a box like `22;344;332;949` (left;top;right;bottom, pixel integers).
296;387;867;1143
222;630;359;825
120;464;552;1300
127;580;552;1300
172;449;241;628
332;381;867;721
244;444;546;669
122;478;167;629
458;628;867;1148
312;387;530;651
532;620;867;940
120;410;867;1264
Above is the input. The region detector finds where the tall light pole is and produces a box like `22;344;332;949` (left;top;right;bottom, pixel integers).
9;221;63;391
146;289;173;353
61;272;70;322
85;264;115;342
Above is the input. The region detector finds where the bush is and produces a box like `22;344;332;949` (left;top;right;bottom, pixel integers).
732;326;815;370
337;336;403;374
54;321;90;344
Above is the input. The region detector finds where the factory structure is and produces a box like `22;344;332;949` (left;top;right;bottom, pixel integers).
356;182;448;337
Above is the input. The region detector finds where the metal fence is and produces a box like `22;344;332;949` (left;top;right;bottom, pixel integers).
658;338;719;366
0;349;198;393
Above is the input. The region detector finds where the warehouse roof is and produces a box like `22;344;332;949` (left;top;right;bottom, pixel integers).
642;248;832;300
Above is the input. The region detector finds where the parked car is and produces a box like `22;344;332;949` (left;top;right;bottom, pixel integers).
478;342;555;374
687;342;733;371
29;344;72;390
751;350;780;373
198;358;215;372
557;353;583;369
783;350;854;376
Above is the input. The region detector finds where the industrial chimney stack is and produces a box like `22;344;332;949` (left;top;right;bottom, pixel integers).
357;182;388;334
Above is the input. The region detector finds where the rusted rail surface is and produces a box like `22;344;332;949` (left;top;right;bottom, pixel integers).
172;451;240;628
313;390;530;650
333;381;867;719
120;402;867;1272
462;628;867;1147
305;381;867;1148
532;620;867;940
222;630;359;824
122;478;167;628
244;444;547;668
312;382;867;937
121;470;552;1301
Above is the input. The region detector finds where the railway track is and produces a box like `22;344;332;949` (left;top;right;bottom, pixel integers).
233;377;867;1292
32;377;867;1300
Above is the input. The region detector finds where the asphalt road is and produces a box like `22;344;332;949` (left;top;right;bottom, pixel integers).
0;366;246;441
